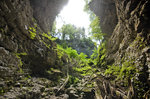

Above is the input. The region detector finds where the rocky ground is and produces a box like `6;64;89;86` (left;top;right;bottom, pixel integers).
0;72;95;99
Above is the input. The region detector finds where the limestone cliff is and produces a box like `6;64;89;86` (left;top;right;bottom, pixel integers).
90;0;150;98
90;0;118;39
0;0;68;98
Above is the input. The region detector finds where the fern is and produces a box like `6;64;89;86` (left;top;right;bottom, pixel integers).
42;32;57;41
56;44;65;59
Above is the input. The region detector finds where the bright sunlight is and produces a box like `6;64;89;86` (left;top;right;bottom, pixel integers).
56;0;90;34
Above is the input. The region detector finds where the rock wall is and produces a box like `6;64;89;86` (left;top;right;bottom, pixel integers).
0;0;68;98
0;0;68;76
89;0;118;39
30;0;68;33
90;0;150;98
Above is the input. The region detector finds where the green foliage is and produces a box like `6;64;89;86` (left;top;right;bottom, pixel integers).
90;17;101;34
130;33;146;50
16;52;27;57
0;87;4;95
15;52;27;73
96;42;107;68
23;75;31;81
78;52;88;62
58;24;75;40
29;27;36;39
84;0;93;19
0;28;5;34
46;68;61;75
56;44;65;59
105;58;138;84
90;16;104;43
73;52;97;77
57;24;86;41
90;48;98;64
84;1;104;43
56;44;96;77
66;75;79;88
65;47;78;59
56;44;79;60
117;60;136;80
15;52;27;61
39;32;57;48
83;0;91;11
74;65;95;76
41;40;51;48
42;32;57;41
105;65;121;76
56;24;95;57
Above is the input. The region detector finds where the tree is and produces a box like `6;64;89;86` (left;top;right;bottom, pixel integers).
56;24;96;57
90;16;104;44
58;24;76;40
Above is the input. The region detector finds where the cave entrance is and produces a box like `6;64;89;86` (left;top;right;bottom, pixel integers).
48;0;106;98
51;0;103;57
55;0;90;37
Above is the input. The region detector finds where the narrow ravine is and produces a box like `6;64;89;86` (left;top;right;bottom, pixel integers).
0;0;150;99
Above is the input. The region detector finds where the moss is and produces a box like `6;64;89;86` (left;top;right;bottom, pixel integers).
0;87;4;95
117;59;137;80
105;58;138;86
0;28;4;33
39;32;57;49
15;52;27;73
29;27;36;39
16;52;27;57
39;39;51;48
24;76;30;81
130;33;146;50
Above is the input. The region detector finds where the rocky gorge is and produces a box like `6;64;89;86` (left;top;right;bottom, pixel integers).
0;0;150;99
